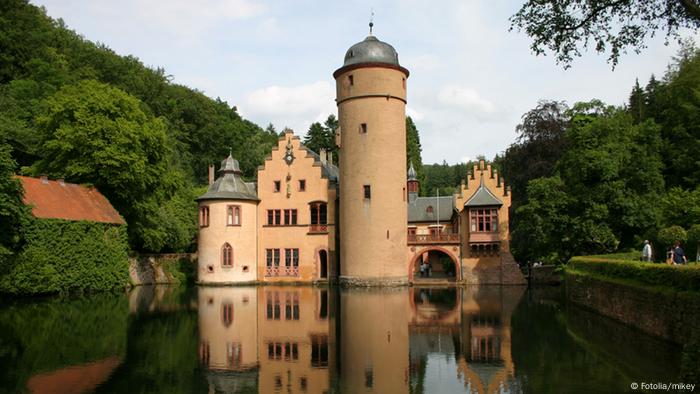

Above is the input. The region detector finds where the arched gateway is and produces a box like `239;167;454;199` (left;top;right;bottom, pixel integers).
409;246;460;282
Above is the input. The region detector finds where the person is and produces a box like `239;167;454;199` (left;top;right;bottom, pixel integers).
420;261;427;277
672;241;687;265
641;240;652;262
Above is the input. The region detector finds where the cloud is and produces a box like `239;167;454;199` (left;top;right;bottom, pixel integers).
437;85;499;119
241;81;336;134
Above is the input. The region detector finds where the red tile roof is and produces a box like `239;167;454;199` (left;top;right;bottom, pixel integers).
17;176;125;225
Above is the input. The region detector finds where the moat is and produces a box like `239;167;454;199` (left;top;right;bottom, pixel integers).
0;285;683;393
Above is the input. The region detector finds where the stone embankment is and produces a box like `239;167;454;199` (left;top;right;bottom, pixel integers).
128;253;197;286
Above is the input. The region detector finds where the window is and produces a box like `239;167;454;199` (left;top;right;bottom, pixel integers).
199;206;209;227
402;77;406;89
222;243;233;267
310;203;328;225
285;292;300;320
426;205;434;214
267;209;283;225
319;290;328;319
274;180;281;192
360;123;367;134
266;249;280;267
284;209;298;225
266;292;281;320
363;185;371;199
349;74;354;86
221;303;233;327
299;179;306;191
429;227;439;237
311;335;329;368
226;342;241;367
470;208;499;232
227;205;241;226
408;227;417;236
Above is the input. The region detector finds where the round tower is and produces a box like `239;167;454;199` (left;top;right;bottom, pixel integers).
334;29;409;285
197;153;259;284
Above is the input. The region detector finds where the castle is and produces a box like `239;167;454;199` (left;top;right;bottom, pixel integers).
196;32;525;286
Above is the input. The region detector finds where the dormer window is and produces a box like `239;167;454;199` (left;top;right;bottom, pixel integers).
426;206;433;214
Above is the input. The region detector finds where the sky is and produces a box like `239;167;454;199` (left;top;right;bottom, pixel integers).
31;0;697;164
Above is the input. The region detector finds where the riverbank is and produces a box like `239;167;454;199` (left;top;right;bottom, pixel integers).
565;256;700;381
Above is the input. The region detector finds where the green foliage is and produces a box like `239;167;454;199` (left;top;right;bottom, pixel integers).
0;218;129;295
501;100;569;209
568;256;700;293
30;79;178;251
0;0;279;254
0;140;30;259
657;225;688;248
510;0;700;68
0;293;128;392
303;115;338;160
405;116;425;187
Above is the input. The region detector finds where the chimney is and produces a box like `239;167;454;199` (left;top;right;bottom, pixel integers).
40;175;48;184
320;148;327;165
208;164;215;185
328;151;333;166
58;178;65;186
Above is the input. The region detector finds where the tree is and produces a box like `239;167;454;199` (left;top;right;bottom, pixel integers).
628;79;646;124
657;225;688;249
501;100;569;209
405;116;425;191
303;115;338;160
32;79;178;250
510;0;700;67
0;140;30;260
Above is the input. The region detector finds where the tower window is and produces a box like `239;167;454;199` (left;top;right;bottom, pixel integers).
349;75;354;86
402;77;406;89
274;180;281;192
363;185;371;199
222;243;233;267
299;179;306;191
199;206;209;227
360;123;367;134
227;205;241;226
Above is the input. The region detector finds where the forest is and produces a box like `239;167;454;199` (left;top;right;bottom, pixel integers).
1;0;700;267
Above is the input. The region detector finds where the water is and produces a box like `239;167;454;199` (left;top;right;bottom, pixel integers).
0;285;684;393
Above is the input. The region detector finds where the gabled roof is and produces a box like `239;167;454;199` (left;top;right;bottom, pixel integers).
300;148;339;182
408;196;453;223
464;175;502;207
18;176;125;224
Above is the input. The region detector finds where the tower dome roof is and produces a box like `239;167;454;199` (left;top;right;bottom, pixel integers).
407;161;418;181
343;35;400;67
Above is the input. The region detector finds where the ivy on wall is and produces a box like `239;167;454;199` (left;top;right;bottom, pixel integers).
0;218;129;295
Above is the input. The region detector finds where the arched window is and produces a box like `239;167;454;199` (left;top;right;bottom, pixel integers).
221;303;233;327
222;243;233;267
227;205;241;226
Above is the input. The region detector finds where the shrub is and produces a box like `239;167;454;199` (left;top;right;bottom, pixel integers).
568;256;700;292
0;218;129;295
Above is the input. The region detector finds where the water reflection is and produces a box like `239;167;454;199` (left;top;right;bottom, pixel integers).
0;285;685;393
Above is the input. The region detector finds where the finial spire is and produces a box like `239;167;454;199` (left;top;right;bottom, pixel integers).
369;9;374;35
228;147;232;157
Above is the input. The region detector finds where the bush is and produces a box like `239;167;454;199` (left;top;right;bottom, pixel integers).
0;218;129;295
568;256;700;292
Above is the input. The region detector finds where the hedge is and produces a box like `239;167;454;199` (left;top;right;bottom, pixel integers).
568;256;700;292
0;218;129;295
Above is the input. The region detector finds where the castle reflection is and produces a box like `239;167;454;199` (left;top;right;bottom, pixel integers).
197;286;524;393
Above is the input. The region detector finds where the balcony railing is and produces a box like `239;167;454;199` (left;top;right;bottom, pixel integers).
308;224;328;233
265;266;300;277
408;233;460;244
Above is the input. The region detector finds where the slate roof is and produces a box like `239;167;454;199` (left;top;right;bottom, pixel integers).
301;148;339;182
18;176;125;224
407;161;417;181
343;35;400;67
464;176;502;207
408;196;454;223
197;154;259;202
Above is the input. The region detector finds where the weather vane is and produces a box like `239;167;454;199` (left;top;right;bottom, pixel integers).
369;9;374;35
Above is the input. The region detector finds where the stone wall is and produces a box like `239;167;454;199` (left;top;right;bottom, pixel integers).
129;253;197;286
566;271;700;345
529;265;562;285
